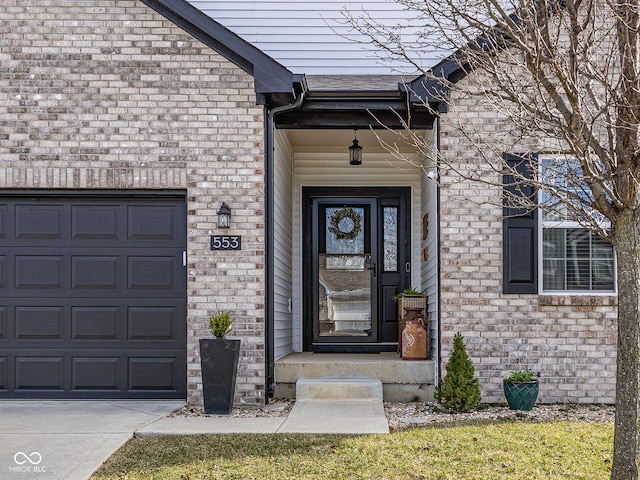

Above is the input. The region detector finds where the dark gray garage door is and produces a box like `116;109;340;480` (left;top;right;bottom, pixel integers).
0;191;187;398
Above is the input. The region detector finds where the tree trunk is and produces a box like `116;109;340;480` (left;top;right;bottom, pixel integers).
611;210;640;479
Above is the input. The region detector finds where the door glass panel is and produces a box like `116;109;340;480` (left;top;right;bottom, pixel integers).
318;206;371;337
383;206;398;272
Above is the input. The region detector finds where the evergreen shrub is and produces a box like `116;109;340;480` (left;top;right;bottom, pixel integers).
435;332;481;412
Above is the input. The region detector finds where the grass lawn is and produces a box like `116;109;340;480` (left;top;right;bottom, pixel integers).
91;420;612;479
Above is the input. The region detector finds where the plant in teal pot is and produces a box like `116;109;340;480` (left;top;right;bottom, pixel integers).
503;369;540;411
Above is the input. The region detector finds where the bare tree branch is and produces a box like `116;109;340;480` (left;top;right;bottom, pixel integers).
340;1;640;477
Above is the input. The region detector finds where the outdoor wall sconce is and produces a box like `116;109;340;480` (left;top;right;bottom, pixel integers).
349;130;363;166
217;202;231;229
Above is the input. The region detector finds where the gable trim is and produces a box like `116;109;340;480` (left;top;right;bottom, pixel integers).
140;0;295;97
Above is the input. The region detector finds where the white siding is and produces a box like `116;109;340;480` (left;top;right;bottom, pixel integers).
420;127;439;378
273;129;294;360
291;145;423;351
188;1;444;74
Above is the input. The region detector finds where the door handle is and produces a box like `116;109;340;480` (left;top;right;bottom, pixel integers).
364;255;376;276
368;261;377;277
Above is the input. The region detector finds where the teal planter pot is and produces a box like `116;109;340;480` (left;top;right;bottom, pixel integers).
503;380;539;411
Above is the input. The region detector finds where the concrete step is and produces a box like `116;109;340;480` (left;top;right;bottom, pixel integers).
274;353;436;402
277;377;389;434
278;398;389;434
296;377;383;401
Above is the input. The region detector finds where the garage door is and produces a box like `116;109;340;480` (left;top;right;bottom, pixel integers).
0;192;187;398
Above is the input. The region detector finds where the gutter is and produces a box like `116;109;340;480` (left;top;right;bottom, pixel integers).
264;85;306;401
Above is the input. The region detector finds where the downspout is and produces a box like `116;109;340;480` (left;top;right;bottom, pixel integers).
264;90;306;401
435;115;442;389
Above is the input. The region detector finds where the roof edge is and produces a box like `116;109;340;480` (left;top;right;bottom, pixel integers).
406;12;527;107
403;56;465;108
140;0;295;96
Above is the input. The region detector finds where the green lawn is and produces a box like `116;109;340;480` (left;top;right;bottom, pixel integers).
92;421;612;479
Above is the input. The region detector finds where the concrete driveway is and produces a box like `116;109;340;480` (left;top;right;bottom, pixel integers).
0;400;183;480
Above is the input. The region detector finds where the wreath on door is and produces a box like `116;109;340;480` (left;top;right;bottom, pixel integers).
329;207;362;241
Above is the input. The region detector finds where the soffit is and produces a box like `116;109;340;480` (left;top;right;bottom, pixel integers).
285;129;425;153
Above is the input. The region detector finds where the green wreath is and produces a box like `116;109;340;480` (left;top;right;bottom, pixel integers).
329;207;362;241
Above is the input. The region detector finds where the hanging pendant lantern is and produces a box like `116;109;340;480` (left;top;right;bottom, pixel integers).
349;130;363;166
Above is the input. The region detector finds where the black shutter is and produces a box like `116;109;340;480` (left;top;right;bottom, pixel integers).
503;152;538;294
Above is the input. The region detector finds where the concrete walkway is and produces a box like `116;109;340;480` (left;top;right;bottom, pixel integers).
0;393;388;480
138;399;388;436
0;400;183;480
142;377;389;436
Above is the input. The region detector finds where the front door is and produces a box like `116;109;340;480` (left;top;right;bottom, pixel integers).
302;187;411;352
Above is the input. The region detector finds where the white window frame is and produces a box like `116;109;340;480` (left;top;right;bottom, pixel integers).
537;156;617;295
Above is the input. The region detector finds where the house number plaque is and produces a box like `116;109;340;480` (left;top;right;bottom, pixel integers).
210;235;241;250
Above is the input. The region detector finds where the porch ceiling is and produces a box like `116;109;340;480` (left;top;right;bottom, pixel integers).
285;129;426;154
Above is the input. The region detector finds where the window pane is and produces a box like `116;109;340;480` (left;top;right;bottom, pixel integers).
541;191;565;222
593;260;615;290
325;207;364;254
566;229;590;258
543;259;566;290
383;207;398;272
593;237;614;259
540;157;609;225
542;227;615;292
320;206;371;337
543;229;565;258
566;259;590;290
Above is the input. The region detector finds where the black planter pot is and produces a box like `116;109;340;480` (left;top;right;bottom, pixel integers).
199;338;241;415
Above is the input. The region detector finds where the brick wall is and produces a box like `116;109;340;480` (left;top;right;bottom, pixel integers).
0;0;267;405
438;76;618;404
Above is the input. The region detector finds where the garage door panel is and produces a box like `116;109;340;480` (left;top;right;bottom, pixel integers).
6;250;182;297
72;205;119;240
15;255;64;289
0;193;186;399
129;206;177;240
128;307;177;340
72;256;119;289
6;201;184;249
0;306;6;339
15;357;64;390
15;205;64;239
72;307;120;340
0;256;5;288
72;357;120;391
0;204;6;239
129;357;178;391
4;348;185;398
125;302;186;347
0;357;6;391
15;306;64;339
128;256;176;289
2;299;186;348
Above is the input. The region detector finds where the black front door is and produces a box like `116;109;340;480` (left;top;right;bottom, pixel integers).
302;187;411;352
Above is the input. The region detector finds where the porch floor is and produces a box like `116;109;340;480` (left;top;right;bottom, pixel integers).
274;352;436;402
